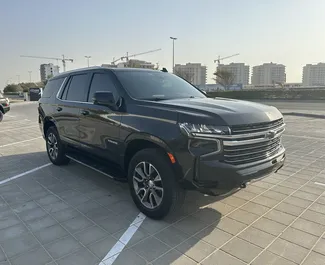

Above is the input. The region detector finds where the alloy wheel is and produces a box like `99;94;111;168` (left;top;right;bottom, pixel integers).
133;161;164;209
47;133;58;160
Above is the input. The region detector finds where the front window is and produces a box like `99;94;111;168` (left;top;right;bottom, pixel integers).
114;70;206;101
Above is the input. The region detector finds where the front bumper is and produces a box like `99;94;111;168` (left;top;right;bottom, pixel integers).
189;147;286;196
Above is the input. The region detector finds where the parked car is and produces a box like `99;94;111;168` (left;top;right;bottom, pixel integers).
0;92;10;121
38;67;286;219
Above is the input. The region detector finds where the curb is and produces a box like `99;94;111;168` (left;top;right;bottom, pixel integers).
282;112;325;119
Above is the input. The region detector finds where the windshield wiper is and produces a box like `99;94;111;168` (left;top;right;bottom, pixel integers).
141;97;166;101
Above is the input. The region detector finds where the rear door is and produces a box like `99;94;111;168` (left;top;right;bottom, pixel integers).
54;73;91;147
78;71;122;162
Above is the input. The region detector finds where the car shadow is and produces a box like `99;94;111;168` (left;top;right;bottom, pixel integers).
60;159;241;264
0;152;239;264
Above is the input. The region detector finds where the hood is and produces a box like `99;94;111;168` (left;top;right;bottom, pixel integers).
147;97;283;126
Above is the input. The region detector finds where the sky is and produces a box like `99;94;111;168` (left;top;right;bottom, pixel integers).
1;0;325;88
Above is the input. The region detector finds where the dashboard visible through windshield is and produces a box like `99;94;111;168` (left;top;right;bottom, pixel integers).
114;70;207;101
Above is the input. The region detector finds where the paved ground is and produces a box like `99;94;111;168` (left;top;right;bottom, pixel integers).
0;102;325;265
254;100;324;111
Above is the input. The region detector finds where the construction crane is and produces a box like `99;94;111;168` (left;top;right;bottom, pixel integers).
20;54;74;72
111;48;161;65
214;53;240;66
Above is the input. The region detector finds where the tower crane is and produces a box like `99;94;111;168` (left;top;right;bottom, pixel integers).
214;53;240;66
20;55;74;72
111;48;161;65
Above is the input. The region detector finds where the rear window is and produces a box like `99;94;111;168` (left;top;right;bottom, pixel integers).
42;77;65;98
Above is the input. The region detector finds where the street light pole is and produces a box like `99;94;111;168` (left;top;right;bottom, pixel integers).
85;56;91;67
28;71;32;82
170;37;177;73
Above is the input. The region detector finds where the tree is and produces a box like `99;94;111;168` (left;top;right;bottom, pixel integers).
3;84;22;93
3;81;45;93
213;69;235;90
174;69;194;84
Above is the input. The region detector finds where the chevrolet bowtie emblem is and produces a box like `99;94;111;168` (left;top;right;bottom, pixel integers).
265;130;276;139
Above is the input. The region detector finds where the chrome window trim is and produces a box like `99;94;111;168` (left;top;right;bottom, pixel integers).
55;75;93;105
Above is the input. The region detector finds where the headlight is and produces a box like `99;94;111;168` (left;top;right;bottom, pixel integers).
179;123;230;137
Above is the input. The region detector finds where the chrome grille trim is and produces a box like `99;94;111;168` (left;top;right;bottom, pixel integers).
230;118;284;134
222;118;285;165
192;124;285;141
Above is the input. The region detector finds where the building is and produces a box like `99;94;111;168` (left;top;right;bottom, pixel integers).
302;63;325;86
217;63;249;85
174;63;207;86
101;64;117;68
40;63;60;81
116;59;155;69
251;63;286;85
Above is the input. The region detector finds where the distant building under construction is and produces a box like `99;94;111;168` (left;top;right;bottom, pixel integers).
117;59;155;69
102;59;155;69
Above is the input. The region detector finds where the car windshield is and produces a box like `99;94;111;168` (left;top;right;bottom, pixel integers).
114;70;206;101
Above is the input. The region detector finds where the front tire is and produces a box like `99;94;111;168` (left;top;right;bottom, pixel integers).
128;148;186;219
45;126;70;165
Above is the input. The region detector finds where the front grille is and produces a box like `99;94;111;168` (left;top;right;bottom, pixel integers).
230;118;284;135
223;119;285;165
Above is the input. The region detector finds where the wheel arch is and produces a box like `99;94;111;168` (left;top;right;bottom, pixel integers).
43;117;57;136
123;133;182;178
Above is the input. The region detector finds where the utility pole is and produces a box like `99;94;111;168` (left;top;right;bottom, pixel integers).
16;75;20;84
28;71;32;82
85;56;91;67
170;37;177;73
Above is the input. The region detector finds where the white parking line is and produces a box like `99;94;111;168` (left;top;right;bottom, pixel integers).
99;213;146;265
0;137;42;148
315;182;325;187
2;119;30;124
1;125;38;133
0;163;51;185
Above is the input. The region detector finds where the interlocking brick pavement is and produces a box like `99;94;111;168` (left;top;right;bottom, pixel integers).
0;107;325;264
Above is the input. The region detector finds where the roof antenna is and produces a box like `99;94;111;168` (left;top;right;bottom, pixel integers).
161;67;168;72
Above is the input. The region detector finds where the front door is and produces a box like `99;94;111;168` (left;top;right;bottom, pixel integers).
54;73;91;147
78;72;122;162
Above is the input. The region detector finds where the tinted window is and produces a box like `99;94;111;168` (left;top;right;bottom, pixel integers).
60;77;71;100
114;70;206;101
87;73;118;102
65;74;89;102
42;77;65;98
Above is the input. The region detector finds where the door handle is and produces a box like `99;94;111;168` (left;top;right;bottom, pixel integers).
56;107;62;112
81;110;90;115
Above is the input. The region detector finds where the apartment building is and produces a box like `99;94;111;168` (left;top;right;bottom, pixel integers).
251;62;286;85
302;63;325;86
40;63;60;81
174;63;207;86
217;63;250;85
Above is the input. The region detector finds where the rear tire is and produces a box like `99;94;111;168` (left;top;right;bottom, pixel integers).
45;126;70;165
128;148;186;219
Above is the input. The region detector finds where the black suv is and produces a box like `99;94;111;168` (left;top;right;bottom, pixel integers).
38;67;286;219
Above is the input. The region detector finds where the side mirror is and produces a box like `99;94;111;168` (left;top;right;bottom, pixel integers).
93;91;118;110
